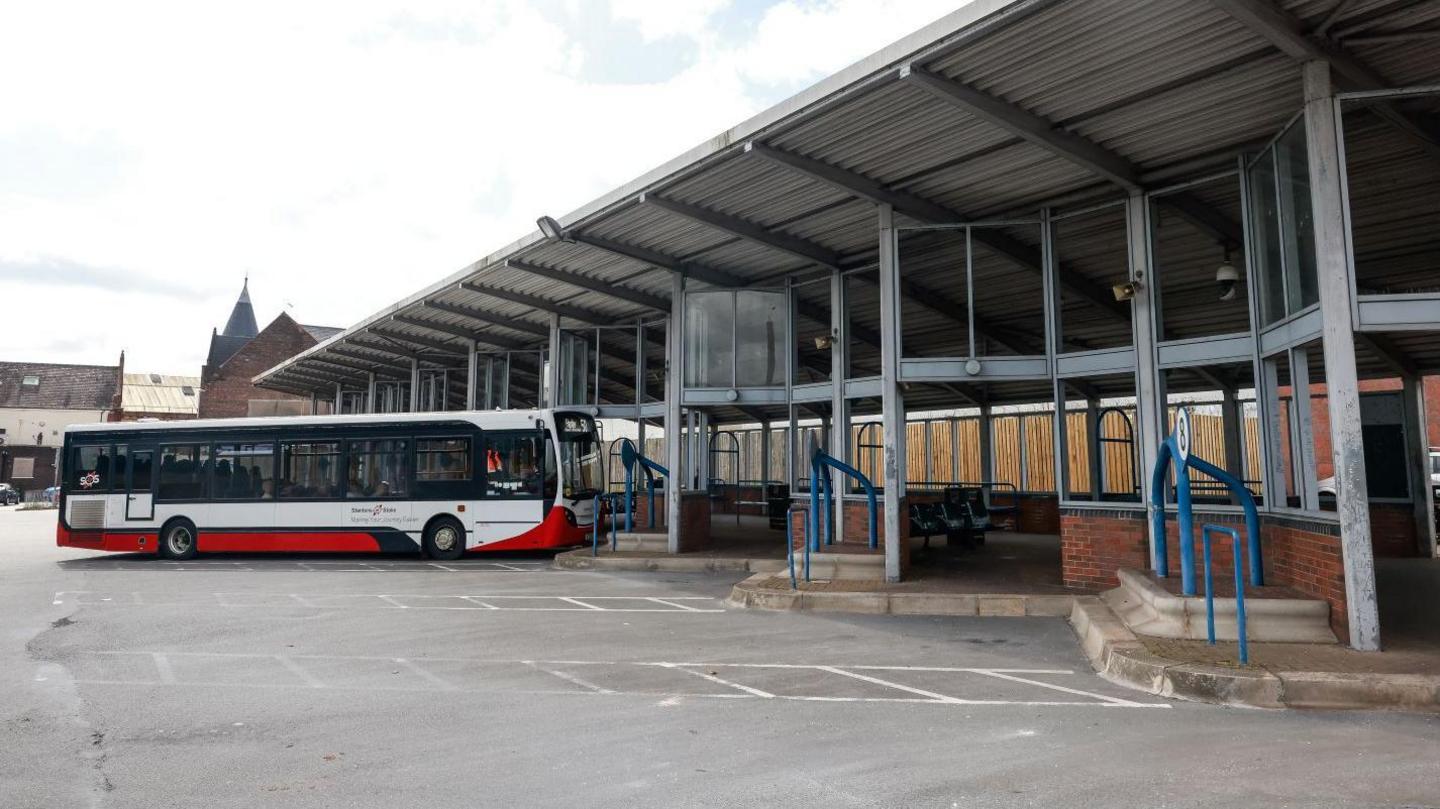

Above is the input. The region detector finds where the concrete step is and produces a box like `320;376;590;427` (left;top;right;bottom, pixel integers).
801;551;885;581
603;532;669;553
1105;567;1336;643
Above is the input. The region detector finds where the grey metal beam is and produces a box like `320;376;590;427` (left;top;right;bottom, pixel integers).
421;300;549;339
313;352;412;378
641;192;844;270
395;313;532;350
1358;332;1418;378
505;258;670;313
1159;192;1246;249
367;327;472;355
310;355;405;378
1210;0;1440;157
459;281;622;325
902;66;1142;191
570;232;747;288
745;141;1131;322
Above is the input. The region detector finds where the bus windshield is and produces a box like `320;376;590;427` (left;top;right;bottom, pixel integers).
557;414;603;499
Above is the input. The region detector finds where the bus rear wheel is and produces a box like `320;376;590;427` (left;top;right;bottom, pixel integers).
423;518;466;561
159;519;198;561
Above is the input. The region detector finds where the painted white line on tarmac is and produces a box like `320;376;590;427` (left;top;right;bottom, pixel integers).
275;655;325;688
816;665;964;704
656;663;776;698
55;591;724;613
969;668;1152;707
523;661;617;694
394;658;459;691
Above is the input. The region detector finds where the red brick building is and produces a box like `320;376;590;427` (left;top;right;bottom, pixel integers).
198;281;339;419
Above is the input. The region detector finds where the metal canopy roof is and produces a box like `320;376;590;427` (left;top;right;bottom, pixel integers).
256;0;1440;422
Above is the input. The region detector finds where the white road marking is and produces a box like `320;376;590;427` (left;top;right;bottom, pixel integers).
643;597;708;612
459;596;499;609
70;652;1169;708
54;591;724;613
523;661;616;694
377;595;411;609
556;597;604;610
654;663;775;698
816;666;963;704
151;652;177;685
393;658;459;691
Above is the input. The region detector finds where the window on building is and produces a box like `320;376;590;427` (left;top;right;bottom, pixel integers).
158;444;210;500
21;375;39;387
279;442;340;498
346;439;408;498
181;385;195;397
68;445;110;492
482;432;543;498
12;457;34;479
214;443;276;499
416;438;470;481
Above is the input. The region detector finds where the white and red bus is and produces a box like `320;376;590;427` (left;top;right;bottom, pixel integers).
56;409;603;559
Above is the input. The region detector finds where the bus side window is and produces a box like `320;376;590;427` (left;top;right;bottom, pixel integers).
68;445;108;492
482;433;542;498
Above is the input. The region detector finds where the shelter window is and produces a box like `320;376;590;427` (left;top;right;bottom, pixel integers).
1247;117;1319;326
685;289;782;387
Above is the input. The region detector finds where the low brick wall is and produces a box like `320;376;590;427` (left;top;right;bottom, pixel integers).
676;492;711;552
1368;501;1419;558
1060;507;1149;590
788;498;906;569
1061;506;1353;644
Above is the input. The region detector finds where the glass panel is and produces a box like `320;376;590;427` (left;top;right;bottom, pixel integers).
130;452;153;492
734;290;782;387
1248;148;1287;326
1275;120;1318;311
68;445;109;492
346;439;408;498
158;445;210;500
558;414;603;498
484;433;543;498
416;438;470;481
214;443;276;500
279;442;340;499
685;291;734;387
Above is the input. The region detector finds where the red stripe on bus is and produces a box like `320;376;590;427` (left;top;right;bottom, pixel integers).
197;532;388;554
464;507;590;552
57;523;158;554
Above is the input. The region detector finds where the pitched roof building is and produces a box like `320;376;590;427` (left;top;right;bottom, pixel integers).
0;358;123;494
199;280;339;419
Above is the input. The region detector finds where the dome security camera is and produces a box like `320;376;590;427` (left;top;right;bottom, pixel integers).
1216;261;1240;301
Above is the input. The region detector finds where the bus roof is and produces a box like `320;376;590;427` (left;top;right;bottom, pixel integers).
63;409;563;435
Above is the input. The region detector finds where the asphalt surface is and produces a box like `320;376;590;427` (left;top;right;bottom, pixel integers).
3;506;1437;808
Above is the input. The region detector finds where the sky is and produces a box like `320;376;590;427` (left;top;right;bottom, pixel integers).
1;0;967;375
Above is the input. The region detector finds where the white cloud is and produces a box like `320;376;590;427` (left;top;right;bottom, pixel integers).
0;0;967;375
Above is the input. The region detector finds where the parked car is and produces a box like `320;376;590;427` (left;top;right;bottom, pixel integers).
43;486;61;504
0;483;20;506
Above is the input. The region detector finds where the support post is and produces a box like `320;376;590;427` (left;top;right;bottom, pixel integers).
1128;190;1165;571
665;274;685;554
1086;398;1103;500
1288;347;1319;510
408;359;420;413
830;269;849;540
309;391;318;416
546;313;561;409
877;203;906;582
1220;387;1245;505
1404;376;1438;557
466;340;477;410
1305;60;1379;650
334;382;343;414
979;405;994;484
366;372;376;414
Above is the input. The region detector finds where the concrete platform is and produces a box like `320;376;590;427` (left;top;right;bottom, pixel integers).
1105;568;1337;644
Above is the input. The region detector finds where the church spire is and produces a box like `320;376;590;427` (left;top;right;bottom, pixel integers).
222;274;259;338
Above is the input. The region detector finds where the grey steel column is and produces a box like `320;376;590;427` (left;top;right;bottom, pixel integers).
366;372;376;414
1304;60;1378;650
759;421;771;484
697;411;711;491
1258;356;1289;508
334;382;343;414
465;340;477;410
309;391;317;415
877;203;906;582
409;359;420;413
1220;387;1245;505
1288;347;1319;510
1402;376;1437;556
1043;208;1069;500
979;405;993;484
1127;190;1165;570
830;269;849;542
1086;398;1103;500
546;313;561;409
665;274;685;553
784;278;798;492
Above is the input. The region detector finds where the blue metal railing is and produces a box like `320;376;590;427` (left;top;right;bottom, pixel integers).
1201;523;1249;665
619;439;669;531
1150;408;1262;596
808;448;878;550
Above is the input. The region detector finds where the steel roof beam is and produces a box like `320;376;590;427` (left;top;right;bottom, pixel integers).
640;192;845;270
568;232;748;288
458;281;622;325
391;314;529;349
1209;0;1440;157
420;300;549;340
314;352;412;378
744;141;1131;322
902;66;1143;191
1358;332;1418;378
367;327;473;355
505;259;670;313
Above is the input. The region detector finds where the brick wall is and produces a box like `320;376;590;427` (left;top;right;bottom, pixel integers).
199;314;319;419
1059;508;1149;590
1368;501;1418;558
788;498;902;551
675;492;712;552
1016;495;1059;534
1064;506;1353;643
1;445;57;493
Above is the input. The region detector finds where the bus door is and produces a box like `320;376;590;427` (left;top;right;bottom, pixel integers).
473;431;545;544
125;447;156;521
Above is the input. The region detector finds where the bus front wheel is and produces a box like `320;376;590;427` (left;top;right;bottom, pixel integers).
423;517;466;561
159;519;199;561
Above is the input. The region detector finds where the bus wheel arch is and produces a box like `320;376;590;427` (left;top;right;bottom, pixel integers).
422;515;466;561
158;517;198;560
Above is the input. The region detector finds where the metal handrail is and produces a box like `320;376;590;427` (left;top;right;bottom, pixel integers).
810;448;878;550
1201;524;1249;665
620;439;669;532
